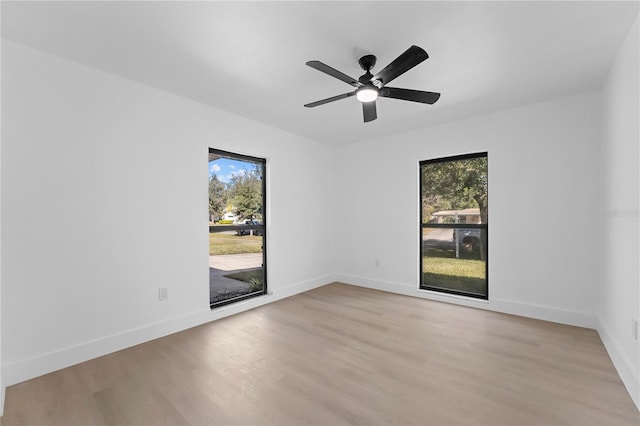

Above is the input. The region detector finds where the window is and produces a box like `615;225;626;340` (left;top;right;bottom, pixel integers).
420;153;488;299
208;148;266;308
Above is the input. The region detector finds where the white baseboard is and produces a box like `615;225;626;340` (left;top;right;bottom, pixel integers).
2;275;333;388
488;297;596;329
273;274;335;300
335;274;596;328
597;317;640;411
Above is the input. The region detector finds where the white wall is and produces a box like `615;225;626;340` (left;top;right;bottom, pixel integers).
599;16;640;408
0;5;3;415
0;40;336;388
335;90;602;327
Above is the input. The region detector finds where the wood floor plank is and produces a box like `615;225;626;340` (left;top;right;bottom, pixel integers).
2;283;639;425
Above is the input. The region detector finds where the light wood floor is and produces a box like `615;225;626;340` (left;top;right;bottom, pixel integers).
2;283;639;425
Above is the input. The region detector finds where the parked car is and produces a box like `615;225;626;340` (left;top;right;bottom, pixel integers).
453;228;481;252
236;220;263;236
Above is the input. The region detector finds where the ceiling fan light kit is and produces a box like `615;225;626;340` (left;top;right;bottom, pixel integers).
356;86;378;102
304;45;441;123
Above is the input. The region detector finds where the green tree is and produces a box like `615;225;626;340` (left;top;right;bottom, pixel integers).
208;173;227;221
229;166;262;220
421;157;488;223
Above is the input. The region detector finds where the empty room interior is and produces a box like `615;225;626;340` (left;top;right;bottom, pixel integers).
1;1;639;424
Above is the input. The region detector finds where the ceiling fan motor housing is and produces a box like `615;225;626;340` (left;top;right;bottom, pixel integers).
358;55;384;87
358;54;377;71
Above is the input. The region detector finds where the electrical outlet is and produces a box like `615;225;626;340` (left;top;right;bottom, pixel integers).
374;258;380;267
158;287;168;301
633;319;638;341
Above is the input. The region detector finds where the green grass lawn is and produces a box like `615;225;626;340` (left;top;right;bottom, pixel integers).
209;233;263;255
423;255;486;296
423;256;485;279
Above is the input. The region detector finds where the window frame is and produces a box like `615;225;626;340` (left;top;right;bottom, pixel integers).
208;147;267;308
419;152;488;300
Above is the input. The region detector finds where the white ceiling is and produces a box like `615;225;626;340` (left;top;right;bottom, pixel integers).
2;1;638;146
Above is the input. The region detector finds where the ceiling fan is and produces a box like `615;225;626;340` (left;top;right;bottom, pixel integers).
304;45;440;123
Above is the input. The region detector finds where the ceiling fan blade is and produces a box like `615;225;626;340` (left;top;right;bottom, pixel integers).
363;101;377;122
372;45;429;86
306;61;363;87
304;91;356;108
379;87;440;104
